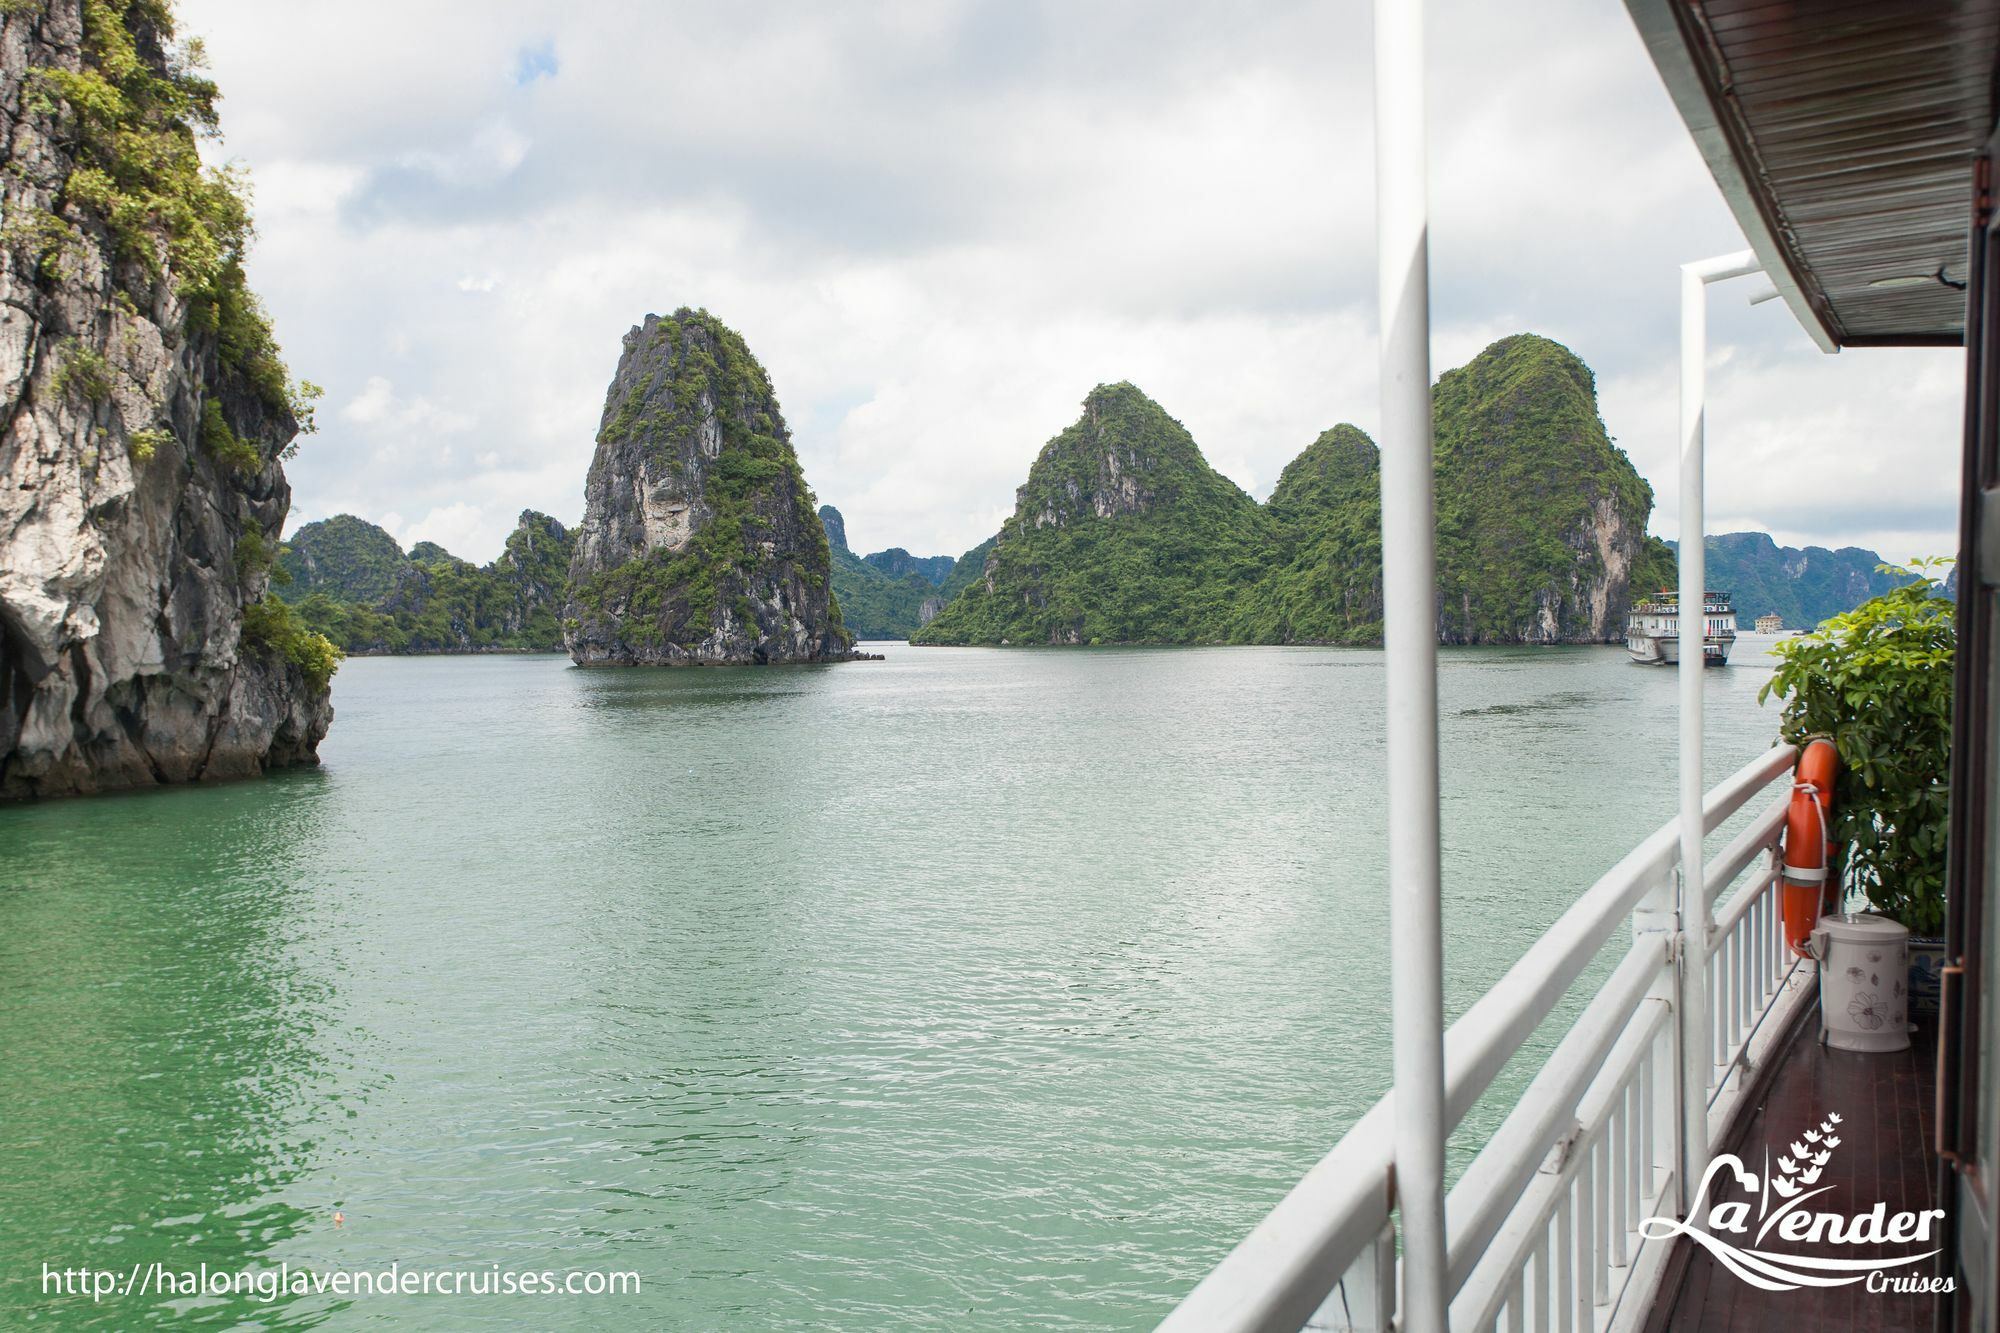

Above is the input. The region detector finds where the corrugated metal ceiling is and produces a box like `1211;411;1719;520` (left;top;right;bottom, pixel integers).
1627;0;2000;347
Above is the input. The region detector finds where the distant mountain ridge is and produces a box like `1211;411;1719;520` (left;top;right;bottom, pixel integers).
818;504;975;639
1664;532;1907;629
864;549;956;585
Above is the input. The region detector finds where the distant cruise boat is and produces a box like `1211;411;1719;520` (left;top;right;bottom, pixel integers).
1625;590;1736;665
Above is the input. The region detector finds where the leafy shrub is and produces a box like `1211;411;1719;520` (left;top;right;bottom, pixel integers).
128;425;171;461
1;204;82;279
234;518;275;578
241;593;340;691
51;338;112;402
1760;561;1954;933
200;398;259;472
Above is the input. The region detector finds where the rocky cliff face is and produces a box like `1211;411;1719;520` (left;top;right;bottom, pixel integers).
0;0;332;799
1432;334;1652;644
563;310;854;665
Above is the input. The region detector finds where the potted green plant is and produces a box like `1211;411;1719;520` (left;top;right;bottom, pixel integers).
1760;562;1954;1006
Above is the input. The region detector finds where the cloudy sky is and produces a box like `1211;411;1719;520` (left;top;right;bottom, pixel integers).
177;0;1964;566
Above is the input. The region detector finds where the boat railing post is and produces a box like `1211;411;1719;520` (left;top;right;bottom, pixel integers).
1674;251;1759;1219
1375;0;1447;1326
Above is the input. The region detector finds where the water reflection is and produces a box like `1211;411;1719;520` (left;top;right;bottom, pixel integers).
0;778;346;1327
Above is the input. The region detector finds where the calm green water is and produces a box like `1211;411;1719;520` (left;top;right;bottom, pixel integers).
0;641;1786;1329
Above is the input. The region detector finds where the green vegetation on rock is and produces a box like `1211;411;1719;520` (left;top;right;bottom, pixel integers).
914;383;1274;645
37;0;320;429
938;538;996;602
1231;424;1383;644
1631;536;1678;602
1430;334;1653;643
241;594;340;691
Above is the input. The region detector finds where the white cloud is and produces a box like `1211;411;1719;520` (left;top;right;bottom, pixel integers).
399;503;488;557
339;376;395;425
175;0;1965;564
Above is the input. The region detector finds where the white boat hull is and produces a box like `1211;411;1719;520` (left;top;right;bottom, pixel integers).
1626;632;1733;665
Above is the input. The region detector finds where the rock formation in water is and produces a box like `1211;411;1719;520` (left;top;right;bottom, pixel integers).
913;335;1663;648
913;382;1273;645
283;510;576;653
0;0;334;799
1431;334;1652;644
562;310;856;664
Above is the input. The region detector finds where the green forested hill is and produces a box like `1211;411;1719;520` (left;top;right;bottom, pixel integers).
278;514;407;605
913;383;1274;645
915;337;1658;647
282;512;575;652
1430;334;1654;642
1232;424;1383;643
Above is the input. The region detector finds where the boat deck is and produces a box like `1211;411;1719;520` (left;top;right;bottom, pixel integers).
1646;1005;1942;1331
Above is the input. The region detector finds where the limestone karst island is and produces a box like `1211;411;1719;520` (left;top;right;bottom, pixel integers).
2;1;1988;1331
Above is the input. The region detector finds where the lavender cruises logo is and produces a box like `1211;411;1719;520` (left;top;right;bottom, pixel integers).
1637;1113;1954;1294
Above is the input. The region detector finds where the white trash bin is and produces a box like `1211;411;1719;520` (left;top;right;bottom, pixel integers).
1810;912;1910;1053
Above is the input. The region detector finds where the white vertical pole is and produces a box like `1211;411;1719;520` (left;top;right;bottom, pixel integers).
1675;261;1709;1217
1374;0;1447;1326
1674;250;1757;1216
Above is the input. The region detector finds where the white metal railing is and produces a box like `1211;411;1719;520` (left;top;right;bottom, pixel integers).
1158;742;1808;1333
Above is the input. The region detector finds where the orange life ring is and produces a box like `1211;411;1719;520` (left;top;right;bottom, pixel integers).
1781;737;1839;957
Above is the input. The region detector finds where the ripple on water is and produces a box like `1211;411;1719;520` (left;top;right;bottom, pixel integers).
0;645;1781;1329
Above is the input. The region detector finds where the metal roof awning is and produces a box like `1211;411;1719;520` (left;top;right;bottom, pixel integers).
1625;0;2000;350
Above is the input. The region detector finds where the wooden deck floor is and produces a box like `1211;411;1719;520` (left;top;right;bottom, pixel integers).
1647;1007;1941;1331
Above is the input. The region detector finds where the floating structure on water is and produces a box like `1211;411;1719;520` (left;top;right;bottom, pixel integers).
1625;590;1736;666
